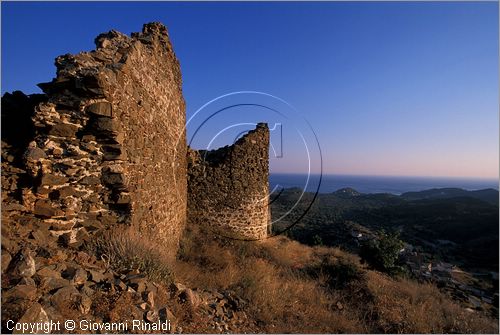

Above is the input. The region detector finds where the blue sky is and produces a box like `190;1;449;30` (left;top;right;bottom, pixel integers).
2;2;498;178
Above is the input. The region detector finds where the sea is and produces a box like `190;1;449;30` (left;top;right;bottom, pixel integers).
269;173;499;195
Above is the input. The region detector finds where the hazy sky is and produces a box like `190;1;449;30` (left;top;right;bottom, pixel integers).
2;2;498;179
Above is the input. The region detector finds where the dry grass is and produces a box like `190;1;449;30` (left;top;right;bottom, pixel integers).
86;227;174;285
81;223;498;333
365;271;498;333
176;228;363;332
174;224;498;333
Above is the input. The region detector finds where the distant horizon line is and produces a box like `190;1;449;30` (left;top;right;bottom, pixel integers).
269;172;499;181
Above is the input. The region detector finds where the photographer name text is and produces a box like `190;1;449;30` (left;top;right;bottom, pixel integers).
6;318;172;333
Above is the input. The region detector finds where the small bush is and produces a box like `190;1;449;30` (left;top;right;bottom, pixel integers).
312;234;323;246
86;228;173;284
359;230;404;274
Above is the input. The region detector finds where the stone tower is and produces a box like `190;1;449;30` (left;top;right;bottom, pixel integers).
187;123;270;240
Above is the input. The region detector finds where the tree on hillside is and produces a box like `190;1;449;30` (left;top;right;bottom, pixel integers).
359;230;405;274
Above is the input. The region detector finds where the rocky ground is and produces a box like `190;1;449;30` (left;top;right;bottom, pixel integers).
2;138;498;334
1;138;256;334
1;244;256;334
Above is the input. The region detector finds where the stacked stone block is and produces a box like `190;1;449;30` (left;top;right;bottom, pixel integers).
2;23;187;258
187;124;270;240
2;22;271;257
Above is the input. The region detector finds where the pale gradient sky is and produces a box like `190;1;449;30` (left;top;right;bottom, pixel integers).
2;2;498;179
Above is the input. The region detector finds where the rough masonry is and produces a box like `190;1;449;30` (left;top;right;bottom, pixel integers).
1;22;270;266
187;123;270;240
0;21;271;332
2;23;187;258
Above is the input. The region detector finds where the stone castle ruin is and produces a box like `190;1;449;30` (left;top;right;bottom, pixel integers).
1;22;270;261
188;123;270;240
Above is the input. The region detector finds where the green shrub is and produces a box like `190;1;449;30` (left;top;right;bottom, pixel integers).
312;234;323;246
359;230;404;274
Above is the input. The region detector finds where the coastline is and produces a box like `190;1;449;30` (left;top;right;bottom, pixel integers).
269;173;499;195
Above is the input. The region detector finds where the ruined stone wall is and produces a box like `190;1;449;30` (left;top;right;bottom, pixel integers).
2;23;186;258
2;21;271;256
187;124;270;240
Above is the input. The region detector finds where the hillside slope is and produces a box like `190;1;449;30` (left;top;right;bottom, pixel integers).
2;195;497;334
401;188;499;205
172;224;498;333
272;188;499;270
